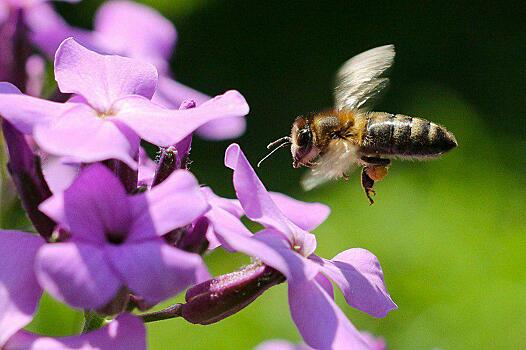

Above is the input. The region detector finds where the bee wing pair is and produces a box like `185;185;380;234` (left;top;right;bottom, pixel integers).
334;44;395;112
301;45;396;190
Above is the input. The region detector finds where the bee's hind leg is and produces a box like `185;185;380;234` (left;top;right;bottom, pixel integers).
360;157;391;205
361;168;376;205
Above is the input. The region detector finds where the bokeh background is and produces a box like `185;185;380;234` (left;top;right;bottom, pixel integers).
1;0;525;349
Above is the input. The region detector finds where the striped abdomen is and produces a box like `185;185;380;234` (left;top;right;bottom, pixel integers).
360;112;457;158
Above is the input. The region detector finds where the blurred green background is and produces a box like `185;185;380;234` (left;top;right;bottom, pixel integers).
2;0;526;349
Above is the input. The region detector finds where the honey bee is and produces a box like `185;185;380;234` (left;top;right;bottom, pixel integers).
258;45;457;204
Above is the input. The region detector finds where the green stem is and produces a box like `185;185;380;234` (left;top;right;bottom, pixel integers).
139;304;183;323
82;310;106;333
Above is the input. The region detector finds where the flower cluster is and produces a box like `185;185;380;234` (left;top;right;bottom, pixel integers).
0;1;396;349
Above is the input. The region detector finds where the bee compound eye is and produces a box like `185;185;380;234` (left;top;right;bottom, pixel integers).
298;129;312;147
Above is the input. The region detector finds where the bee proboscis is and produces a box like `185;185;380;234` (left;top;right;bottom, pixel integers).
258;45;458;204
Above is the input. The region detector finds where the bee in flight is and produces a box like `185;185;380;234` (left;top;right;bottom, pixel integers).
258;44;458;204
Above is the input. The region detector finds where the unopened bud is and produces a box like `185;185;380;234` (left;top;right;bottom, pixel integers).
103;158;138;194
96;287;130;316
176;217;209;255
152;146;178;186
181;262;285;325
2;120;55;238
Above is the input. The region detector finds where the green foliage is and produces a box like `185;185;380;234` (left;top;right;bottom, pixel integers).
3;1;524;349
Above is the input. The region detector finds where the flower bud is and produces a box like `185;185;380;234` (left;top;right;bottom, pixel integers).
2;120;55;238
176;217;209;255
0;8;31;89
96;287;130;316
152;146;178;186
181;262;285;325
103;159;138;194
151;99;196;187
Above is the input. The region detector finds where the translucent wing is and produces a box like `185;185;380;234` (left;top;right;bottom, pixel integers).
301;139;360;191
334;44;395;112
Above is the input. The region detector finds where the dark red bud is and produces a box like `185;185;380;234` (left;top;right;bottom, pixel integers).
181;262;285;325
176;217;209;255
2;120;55;239
96;287;130;316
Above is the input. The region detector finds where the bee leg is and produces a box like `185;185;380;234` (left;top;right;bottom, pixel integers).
304;161;318;168
360;163;390;205
360;156;391;167
361;167;376;205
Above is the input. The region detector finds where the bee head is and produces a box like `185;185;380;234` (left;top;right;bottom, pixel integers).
291;116;319;168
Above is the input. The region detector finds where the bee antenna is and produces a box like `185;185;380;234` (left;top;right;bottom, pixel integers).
266;136;292;150
257;140;291;168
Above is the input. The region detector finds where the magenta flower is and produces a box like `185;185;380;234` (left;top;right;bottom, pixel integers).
25;0;246;139
0;230;147;349
255;340;312;350
35;163;210;310
255;332;386;350
206;144;397;349
4;314;146;350
0;38;249;168
0;230;44;346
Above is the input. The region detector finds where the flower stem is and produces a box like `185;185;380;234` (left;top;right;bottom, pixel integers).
139;303;183;323
82;310;106;333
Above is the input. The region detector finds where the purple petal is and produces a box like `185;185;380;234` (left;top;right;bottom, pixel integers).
224;144;317;256
138;148;156;187
26;3;97;57
195;116;247;141
107;240;210;305
224;143;288;229
360;332;387;350
129;170;209;239
255;340;312;350
317;248;397;318
0;89;74;134
40;154;79;193
94;0;176;64
54;38;158;113
4;313;146;350
0;82;20;94
288;279;371;350
314;272;334;300
35;242;121;309
25;55;45;97
33;104;138;168
269;192;330;231
42;164;132;244
201;186;244;218
153;76;210;108
204;206;252;252
252;230;319;282
155;77;247;141
0;231;44;346
209;215;319;282
114;90;249;147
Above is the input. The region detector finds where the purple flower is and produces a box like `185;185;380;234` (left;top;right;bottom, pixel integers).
0;230;146;349
206;144;396;350
35;163;210;310
255;332;386;350
0;230;44;347
4;313;146;350
255;340;311;350
1;82;56;237
0;0;78;87
25;0;246;140
0;38;249;168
